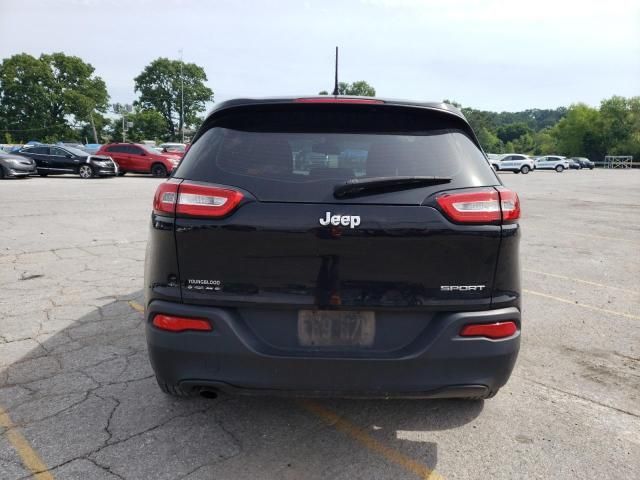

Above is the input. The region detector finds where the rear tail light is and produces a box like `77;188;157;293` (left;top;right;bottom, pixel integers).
460;321;517;339
436;188;520;224
152;314;212;332
152;181;244;218
153;181;179;215
176;183;244;217
496;187;520;221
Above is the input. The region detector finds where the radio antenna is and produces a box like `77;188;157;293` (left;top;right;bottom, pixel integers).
332;46;339;95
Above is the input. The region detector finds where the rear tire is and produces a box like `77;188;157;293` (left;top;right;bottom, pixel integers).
151;163;168;177
38;172;48;177
555;165;564;173
117;171;126;176
156;376;196;397
0;166;5;179
520;165;531;174
492;164;499;172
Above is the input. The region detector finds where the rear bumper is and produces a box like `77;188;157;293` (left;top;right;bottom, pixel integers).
145;301;521;398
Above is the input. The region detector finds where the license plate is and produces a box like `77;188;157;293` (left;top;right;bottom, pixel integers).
297;310;375;347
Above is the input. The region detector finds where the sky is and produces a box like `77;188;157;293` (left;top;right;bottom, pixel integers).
1;0;638;113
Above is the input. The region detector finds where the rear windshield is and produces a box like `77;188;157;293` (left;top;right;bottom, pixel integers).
175;106;497;203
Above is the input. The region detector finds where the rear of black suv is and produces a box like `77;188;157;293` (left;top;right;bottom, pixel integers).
144;97;521;399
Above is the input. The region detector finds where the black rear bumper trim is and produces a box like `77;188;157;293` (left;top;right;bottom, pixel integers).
180;380;489;399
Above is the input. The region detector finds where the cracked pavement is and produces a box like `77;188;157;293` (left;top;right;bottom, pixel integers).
1;172;639;479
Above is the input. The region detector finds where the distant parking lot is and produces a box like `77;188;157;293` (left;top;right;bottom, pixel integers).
1;170;639;479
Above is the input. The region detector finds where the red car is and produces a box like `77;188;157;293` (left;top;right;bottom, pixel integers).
96;143;181;177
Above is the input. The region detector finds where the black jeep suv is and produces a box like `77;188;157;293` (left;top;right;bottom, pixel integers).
144;97;521;399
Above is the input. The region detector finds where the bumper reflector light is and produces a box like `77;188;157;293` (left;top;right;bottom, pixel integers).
152;314;212;332
460;321;517;339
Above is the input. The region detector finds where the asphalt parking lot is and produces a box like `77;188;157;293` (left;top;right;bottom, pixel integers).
1;170;639;480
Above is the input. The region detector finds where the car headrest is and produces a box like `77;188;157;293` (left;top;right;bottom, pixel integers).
218;133;292;176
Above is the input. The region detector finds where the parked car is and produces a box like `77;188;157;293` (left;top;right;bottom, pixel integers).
569;157;595;169
0;152;36;178
16;145;117;178
159;142;187;155
490;153;535;174
534;155;570;172
144;96;521;400
567;159;582;170
96;143;181;177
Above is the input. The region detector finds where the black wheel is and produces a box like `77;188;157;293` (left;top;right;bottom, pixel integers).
555;165;564;173
38;172;48;177
78;164;94;179
492;164;499;172
520;165;531;174
156;376;196;397
513;170;520;174
117;171;126;176
151;163;168;177
0;166;5;179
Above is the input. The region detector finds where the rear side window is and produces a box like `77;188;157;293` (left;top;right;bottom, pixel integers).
175;106;497;203
50;147;66;156
128;146;144;155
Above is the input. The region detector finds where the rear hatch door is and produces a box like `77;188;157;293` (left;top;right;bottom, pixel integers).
173;103;502;311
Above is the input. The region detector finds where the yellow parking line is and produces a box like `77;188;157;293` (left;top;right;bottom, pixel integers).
0;406;54;480
523;269;638;295
300;400;444;480
128;300;144;313
523;289;640;320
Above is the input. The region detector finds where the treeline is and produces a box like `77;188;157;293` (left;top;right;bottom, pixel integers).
0;51;638;161
0;53;213;144
453;97;640;160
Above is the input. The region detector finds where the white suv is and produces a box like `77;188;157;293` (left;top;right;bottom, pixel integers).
534;155;571;172
490;154;535;174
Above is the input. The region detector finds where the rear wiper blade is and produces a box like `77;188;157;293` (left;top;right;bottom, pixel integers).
333;176;452;199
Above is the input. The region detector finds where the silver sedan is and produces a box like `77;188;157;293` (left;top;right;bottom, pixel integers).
0;152;37;178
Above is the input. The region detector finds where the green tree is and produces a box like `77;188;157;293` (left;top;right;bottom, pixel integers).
0;52;108;142
0;53;57;141
551;103;601;157
134;58;213;140
77;112;109;143
511;132;536;153
532;128;558;155
458;106;504;152
496;122;532;144
599;96;640;158
318;80;376;96
109;108;168;143
475;126;503;153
